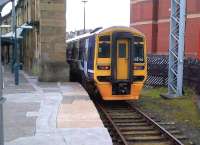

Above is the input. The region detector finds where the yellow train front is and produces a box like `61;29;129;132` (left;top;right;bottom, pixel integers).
67;26;147;100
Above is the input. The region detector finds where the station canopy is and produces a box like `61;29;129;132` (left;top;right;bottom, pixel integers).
1;23;33;40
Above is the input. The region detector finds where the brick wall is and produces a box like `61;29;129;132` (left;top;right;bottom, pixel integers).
130;0;200;59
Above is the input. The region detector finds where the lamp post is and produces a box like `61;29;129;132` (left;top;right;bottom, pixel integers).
82;0;88;33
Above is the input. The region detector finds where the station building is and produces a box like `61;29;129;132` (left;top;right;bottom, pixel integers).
1;0;68;81
130;0;200;59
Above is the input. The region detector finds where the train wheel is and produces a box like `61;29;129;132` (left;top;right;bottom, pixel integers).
87;82;96;96
69;69;76;82
81;73;87;89
81;74;95;96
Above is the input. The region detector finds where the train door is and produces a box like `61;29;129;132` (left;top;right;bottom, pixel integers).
116;39;129;80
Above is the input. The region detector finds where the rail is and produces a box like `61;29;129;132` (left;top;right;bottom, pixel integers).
95;100;187;145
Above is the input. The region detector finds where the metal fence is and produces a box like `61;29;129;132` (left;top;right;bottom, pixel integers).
146;55;168;87
184;59;200;95
146;55;200;95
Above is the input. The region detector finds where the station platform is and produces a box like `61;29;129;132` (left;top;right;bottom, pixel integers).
3;67;112;145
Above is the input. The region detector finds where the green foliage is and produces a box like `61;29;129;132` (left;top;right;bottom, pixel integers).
140;87;200;128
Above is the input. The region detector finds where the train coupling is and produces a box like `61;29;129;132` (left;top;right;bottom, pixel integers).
112;82;131;95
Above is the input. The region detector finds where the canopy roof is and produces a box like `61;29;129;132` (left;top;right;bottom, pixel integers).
1;23;33;40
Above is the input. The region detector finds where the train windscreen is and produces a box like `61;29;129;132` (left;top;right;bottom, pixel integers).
133;36;144;63
98;42;111;58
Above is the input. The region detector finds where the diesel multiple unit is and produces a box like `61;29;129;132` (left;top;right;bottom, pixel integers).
66;26;147;100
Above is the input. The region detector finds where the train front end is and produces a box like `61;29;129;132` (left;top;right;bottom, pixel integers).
94;27;147;100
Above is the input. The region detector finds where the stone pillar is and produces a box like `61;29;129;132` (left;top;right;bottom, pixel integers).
38;0;69;82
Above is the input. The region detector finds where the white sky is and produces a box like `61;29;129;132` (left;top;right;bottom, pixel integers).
67;0;130;32
1;0;18;17
2;0;130;32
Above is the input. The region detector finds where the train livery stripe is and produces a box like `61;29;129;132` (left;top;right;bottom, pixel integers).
88;69;94;73
79;64;94;74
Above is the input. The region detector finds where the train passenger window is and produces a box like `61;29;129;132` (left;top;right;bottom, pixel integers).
118;43;127;58
98;43;110;58
99;36;110;42
79;40;84;60
133;37;144;63
85;39;89;60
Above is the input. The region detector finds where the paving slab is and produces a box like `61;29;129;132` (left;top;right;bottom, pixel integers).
57;100;104;128
57;83;104;128
3;68;112;145
4;102;39;142
3;68;35;94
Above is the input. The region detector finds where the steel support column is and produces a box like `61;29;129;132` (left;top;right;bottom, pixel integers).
11;0;15;73
0;11;5;145
168;0;186;97
11;0;19;85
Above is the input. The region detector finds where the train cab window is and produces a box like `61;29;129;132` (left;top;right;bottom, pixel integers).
99;36;110;41
133;37;144;63
98;43;110;58
118;43;127;58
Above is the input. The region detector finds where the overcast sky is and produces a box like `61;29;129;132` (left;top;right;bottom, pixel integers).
2;0;130;32
67;0;130;32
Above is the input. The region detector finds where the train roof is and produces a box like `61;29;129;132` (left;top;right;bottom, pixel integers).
66;26;144;43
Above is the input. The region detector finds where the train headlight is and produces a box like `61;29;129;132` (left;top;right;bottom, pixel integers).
133;66;145;70
97;65;110;70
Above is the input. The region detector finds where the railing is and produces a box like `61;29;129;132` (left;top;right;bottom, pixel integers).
146;55;200;95
146;55;168;87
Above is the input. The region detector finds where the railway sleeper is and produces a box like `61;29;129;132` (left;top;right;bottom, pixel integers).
122;130;161;135
119;126;155;131
113;119;146;123
111;116;142;119
107;110;136;113
128;141;172;145
125;135;166;141
115;122;148;126
109;112;141;116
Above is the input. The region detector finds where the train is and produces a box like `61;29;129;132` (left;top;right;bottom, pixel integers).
66;26;147;100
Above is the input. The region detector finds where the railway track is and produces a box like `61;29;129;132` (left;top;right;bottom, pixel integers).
94;101;191;145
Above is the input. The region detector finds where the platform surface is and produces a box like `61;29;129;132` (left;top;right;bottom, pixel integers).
3;68;112;145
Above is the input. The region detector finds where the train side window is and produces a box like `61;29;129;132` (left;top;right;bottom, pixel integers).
133;37;144;63
79;40;84;60
98;43;110;58
85;38;89;60
75;41;79;59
